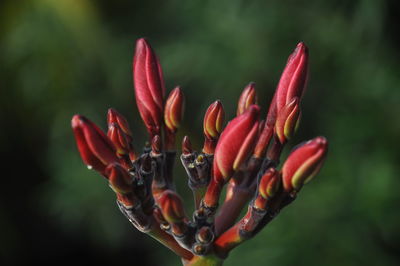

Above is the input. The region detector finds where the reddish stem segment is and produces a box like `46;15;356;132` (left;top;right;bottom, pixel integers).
214;185;252;236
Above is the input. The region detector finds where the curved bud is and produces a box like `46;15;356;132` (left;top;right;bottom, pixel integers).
107;108;133;141
237;82;257;116
107;123;130;155
72;115;119;174
275;42;308;115
158;190;186;224
275;97;301;144
282;136;328;192
105;163;133;194
203;101;225;140
164;86;185;132
133;38;166;137
213;105;260;183
182;136;193;156
258;168;280;199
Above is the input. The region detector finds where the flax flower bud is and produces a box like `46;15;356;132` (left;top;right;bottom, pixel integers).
204;105;260;208
107;108;133;141
105;163;133;195
72;115;119;175
237;82;257;116
203;101;225;140
203;101;225;154
275;97;301;144
254;168;280;210
282;136;328;192
107;123;131;156
258;168;281;199
133;38;166;137
164;86;184;133
158;190;186;224
275;42;308;115
214;105;260;181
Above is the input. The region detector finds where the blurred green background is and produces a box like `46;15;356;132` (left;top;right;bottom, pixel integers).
1;0;400;265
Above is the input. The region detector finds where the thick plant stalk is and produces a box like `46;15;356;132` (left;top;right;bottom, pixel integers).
71;38;328;266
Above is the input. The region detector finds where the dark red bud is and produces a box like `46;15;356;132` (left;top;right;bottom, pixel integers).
107;123;131;155
133;38;166;137
107;108;133;141
72;115;119;174
105;163;133;194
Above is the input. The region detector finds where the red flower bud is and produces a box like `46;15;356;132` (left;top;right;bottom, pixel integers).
133;38;166;137
275;42;308;115
107;123;131;155
164;86;185;133
213;105;260;182
263;43;308;130
158;190;186;224
237;82;257;116
72;115;119;174
105;163;133;195
282;136;328;192
203;101;225;140
107;108;133;141
275;97;301;144
258;168;280;199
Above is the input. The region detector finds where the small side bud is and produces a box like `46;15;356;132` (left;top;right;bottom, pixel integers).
107;123;131;155
182;136;193;156
107;108;133;141
282;136;328;192
275;97;301;144
105;163;133;194
203;101;225;140
237;82;257;116
258;168;280;199
164;86;185;133
158;190;186;224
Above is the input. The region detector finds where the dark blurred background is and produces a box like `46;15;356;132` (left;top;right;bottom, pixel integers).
1;0;400;265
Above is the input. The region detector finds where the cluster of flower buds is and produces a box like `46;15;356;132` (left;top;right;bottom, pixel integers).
72;38;328;266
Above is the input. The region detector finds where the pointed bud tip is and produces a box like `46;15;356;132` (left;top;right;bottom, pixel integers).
71;115;85;128
182;136;192;155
